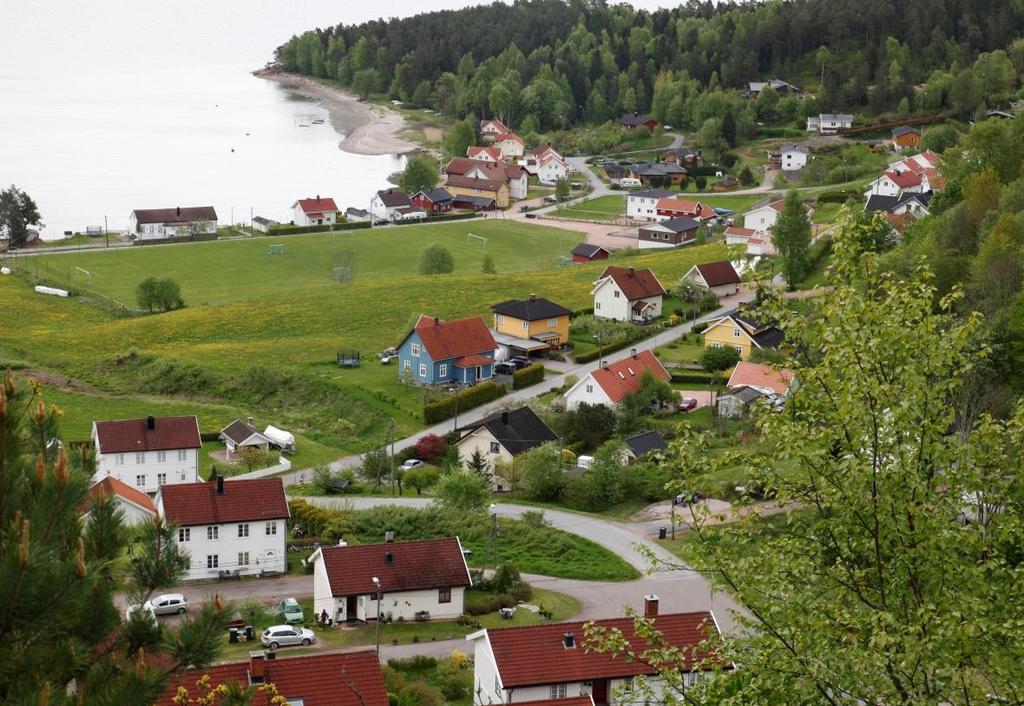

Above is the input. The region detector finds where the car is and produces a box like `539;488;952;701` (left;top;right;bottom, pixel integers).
125;603;157;624
524;213;538;219
679;397;698;412
145;593;189;615
509;357;532;370
619;177;642;187
261;625;316;649
543;195;558;204
401;459;424;470
278;597;304;624
373;218;389;226
493;361;516;375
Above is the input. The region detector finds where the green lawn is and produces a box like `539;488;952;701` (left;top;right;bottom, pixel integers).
557;195;627;222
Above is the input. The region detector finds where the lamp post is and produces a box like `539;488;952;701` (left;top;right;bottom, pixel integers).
372;576;382;655
593;330;605;369
484;503;497;576
671;495;680;540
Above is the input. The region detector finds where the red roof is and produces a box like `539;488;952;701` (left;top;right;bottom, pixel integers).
692;260;741;287
598;266;666;300
155;651;388;706
494;131;525;146
93;416;201;454
885;170;923;188
295;197;338;214
318;538;471;596
655;198;717;220
725;226;757;238
413;315;496;361
485;611;722;688
727;361;793;395
589;350;670;403
87;476;157;514
468;145;503;161
453;353;493;367
158;478;289;527
480;117;509;133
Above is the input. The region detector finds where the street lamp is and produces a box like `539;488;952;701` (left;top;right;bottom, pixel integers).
593;331;605;368
484;503;498;575
372;576;382;655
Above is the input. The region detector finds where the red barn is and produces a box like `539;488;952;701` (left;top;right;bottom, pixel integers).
571;243;611;263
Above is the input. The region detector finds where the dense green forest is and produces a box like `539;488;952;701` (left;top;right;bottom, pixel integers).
275;0;1024;134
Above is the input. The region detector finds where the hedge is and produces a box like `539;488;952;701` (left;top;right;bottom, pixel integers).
423;381;506;423
200;431;222;442
573;338;636;364
692;322;709;334
390;212;478;226
132;232;217;246
268;221;371;236
512;364;545;390
815;190;862;204
570;307;595;319
670;372;717;384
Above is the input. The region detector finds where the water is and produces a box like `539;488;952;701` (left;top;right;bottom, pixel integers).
0;0;668;236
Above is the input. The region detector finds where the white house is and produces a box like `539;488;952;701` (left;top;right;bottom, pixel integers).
370;189;412;221
84;476;158;527
742;199;813;231
218;418;275;459
129;207;218;240
683;261;742;298
807;113;853;134
519;144;569;184
311;537;472;624
493;132;525;159
563;349;670;411
480;117;510;141
780;144;809;171
626;188;674;222
91;415;201;495
592;266;666;323
864;169;929;199
251;216;278;233
469;146;503;163
156;476;289;581
468;597;726;705
291;196;338;227
456;408;560;492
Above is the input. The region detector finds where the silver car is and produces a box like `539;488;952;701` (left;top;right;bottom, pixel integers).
261;625;316;649
145;593;189;616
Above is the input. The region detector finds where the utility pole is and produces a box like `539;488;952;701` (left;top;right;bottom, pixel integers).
372;576;382;655
388;419;396;492
104;215;109;248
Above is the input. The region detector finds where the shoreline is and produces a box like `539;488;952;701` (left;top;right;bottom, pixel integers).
254;67;418;157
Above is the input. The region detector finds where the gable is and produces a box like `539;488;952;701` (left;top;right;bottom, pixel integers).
702;316;755;345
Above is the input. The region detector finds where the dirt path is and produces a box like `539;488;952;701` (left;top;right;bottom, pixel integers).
632;497;800;527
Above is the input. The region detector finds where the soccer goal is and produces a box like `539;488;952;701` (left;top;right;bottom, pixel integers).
267;244;284;255
75;266;93;284
466;233;487;247
332;266;352;283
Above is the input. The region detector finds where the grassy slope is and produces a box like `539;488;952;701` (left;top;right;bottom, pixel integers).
559;193;764;223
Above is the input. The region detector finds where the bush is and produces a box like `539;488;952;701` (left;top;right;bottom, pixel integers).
815;189;863;204
512;364;545;389
699;346;741;372
434;471;491;511
418;244;455;275
269;221;370;235
492;562;522;594
670;372;717;384
692;322;709;334
397;682;441;706
572;338;637;364
413;434;446;463
135;277;183;312
423;382;506;423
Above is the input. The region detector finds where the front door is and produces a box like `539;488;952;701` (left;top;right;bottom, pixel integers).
591;679;609;705
345;595;357;621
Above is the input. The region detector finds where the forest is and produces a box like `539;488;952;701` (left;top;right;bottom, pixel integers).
275;0;1024;134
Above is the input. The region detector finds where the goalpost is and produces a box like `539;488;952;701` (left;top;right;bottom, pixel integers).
467;233;487;247
267;244;284;255
75;266;93;284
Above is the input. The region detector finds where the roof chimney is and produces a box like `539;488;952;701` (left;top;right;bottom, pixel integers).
246;416;254;427
501;411;509;425
529;293;536;301
249;651;265;684
434;316;440;326
601;360;608;369
628;267;635;277
146;415;156;431
643;594;660;618
216;475;225;495
316;194;320;200
176;206;181;217
385;529;395;543
563;631;576;649
631;348;637;358
385;551;394;563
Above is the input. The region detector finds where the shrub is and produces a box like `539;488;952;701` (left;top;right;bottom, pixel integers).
699;346;741;372
670;372;717;384
512;364;544;389
436;658;472;700
381;666;407;695
397;682;441;706
413;434;446;463
423;382;506;423
492;562;522;594
135;277;183;312
418;244;455;275
434;470;491;511
692;322;709;334
269;221;370;235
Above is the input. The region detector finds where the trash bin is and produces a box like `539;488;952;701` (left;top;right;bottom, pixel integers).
229;628;239;644
658;527;667;540
245;625;254;641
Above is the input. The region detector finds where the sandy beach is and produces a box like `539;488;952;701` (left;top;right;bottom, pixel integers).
255;68;418;156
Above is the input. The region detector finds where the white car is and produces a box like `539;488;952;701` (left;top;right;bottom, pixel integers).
261;625;316;649
145;593;189;615
125;603;157;624
401;459;424;470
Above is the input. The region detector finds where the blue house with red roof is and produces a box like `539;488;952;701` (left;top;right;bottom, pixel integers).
397;314;497;385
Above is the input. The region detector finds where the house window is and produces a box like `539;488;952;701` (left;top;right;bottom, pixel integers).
157;473;167;486
439;364;448;377
177;449;187;461
418;363;427;377
496;314;505;325
403;360;411;373
489;442;500;454
238;523;249;538
207;555;219;569
586;384;594;393
116;454;125;466
733;328;741;338
522;320;529;331
735;345;744;355
613;290;620;298
411;343;421;357
549;684;567;699
179;528;190;542
595;302;601;310
135;475;146;487
238;552;250;567
207;526;219;540
135;452;145;464
266;522;277;536
438;587;452;604
157;451;167;462
711;342;722;349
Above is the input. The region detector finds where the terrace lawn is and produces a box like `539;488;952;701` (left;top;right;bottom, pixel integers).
27;221;584;306
557;195;627;221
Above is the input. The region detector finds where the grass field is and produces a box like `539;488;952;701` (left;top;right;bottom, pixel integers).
557;193;766;224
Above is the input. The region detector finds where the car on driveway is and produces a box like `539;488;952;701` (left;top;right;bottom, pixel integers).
494;361;516;375
277;597;304;624
145;593;189;615
262;625;316;649
679;397;698;412
401;459;424;470
509;357;532;370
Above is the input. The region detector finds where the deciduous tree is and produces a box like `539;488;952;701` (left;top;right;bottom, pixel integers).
418;244;455;275
399;154;439;195
0;185;40;248
773;190;812;286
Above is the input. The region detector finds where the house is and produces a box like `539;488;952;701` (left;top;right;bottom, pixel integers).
661;147;703;167
345;207;371;222
397;314;497;385
627;161;688;186
619;113;658;131
519;144;569;184
411;187;454;214
492;294;572;350
701;311;784;360
456;408;560;491
807;113;853;134
742;199;813;231
747;78;801;96
156;476;289;581
863;169;928;199
291;196;338;227
469;145;503;162
84;476;157;527
156;651;388;706
626;188;674;221
311;537;472;623
445;174;511;208
655;198;716;222
571;243;611;263
716;385;772;419
452;194;496;211
727;361;794;397
638;217;701;249
480;117;511;141
91;415;201;494
892;125;922;151
129;206;217;240
592;266;666;323
251;216;278;233
370;189;411;221
865;190;932;217
683;261;742;298
445;157;528;200
493;132;526;159
563;349;671;410
624;430;667;460
468;597;725;705
218;418;275;459
780;144;810;171
725;226;776;256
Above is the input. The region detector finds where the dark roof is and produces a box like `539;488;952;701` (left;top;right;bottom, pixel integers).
628;187;675;201
158;478;289;527
462;407;559;455
492;297;572;321
251;216;277;226
156;651;388;706
410;315;497;361
663;147;700;160
625;430;667;456
598;266;666;300
651;216;700;234
446;174;506;192
693;260;741;287
452;194;495;208
346;207;370;218
219;419;267;445
417;187;453;203
93;416;201;454
900;190;932;208
318;538;471;596
630;161;688;177
572;243;608;257
865;194;900;213
892;125;921;137
724;386;767;404
620;113;656;127
131;207;217;224
376;189;410;207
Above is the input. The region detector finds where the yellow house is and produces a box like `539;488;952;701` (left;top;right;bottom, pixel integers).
445;175;510;208
702;312;784;361
491;295;572;356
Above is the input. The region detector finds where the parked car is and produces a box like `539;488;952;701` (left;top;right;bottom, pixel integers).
277;597;304;624
261;625;316;649
401;459;424;470
125;603;157;625
679;397;698;412
525;213;538;219
373;218;389;226
145;593;189;615
509;357;532;370
543;195;558;204
494;361;516;375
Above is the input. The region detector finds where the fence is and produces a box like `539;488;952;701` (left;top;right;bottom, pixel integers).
9;256;140;315
227;456;293;480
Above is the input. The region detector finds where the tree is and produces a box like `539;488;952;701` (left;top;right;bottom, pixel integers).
738;165;755;186
434;470;490;511
399;154;439;195
554;177;571;203
413;433;447;463
359;447;391;488
445;118;477;160
481;254;497;274
921;124;960;153
573;440;627;511
773;190;812;286
352;68;379;99
465;448;492;487
699;345;740;373
491;561;522;594
0;185;40;248
418;244;455;275
721;107;737;147
136;277;184;312
404;466;440;495
519;443;565;501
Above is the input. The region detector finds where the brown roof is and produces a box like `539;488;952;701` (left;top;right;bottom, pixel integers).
485;611;722;688
598;266;666;300
727;361;793;395
87;476;157;514
376;189;410;207
494;131;525;145
480;117;509;132
158;478;289;527
93;415;201;454
655;198;717;220
725;226;757;238
445;174;507;193
156;651;388;706
884;170;923;188
131;207;217;224
412;315;496;361
319;538;471;596
468;145;503;161
693;261;741;287
589;350;670;403
295;197;338;214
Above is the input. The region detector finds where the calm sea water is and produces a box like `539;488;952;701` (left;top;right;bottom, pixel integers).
0;0;667;236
